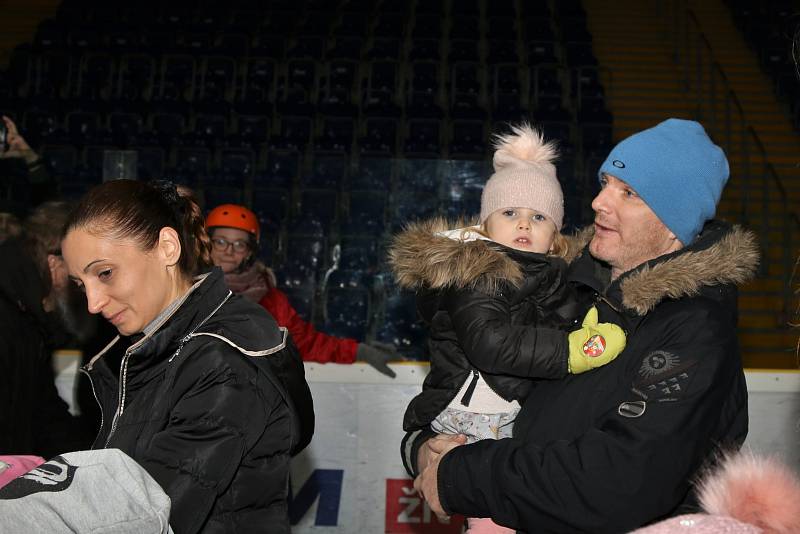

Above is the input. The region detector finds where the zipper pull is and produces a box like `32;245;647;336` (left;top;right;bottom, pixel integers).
460;370;480;407
169;334;192;362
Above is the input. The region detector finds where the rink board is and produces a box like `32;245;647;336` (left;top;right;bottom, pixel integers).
52;356;800;532
288;364;800;532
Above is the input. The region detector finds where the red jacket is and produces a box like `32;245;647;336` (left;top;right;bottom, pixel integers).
258;287;358;364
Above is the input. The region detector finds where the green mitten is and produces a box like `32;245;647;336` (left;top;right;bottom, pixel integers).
568;306;626;374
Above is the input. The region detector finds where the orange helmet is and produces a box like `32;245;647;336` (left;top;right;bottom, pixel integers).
205;204;260;242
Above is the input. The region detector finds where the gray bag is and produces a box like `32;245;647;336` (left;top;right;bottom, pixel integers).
0;448;172;533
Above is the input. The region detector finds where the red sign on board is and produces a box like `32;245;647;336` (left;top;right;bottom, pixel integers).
385;479;464;533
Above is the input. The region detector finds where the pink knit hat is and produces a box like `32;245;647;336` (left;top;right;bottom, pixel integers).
479;123;564;229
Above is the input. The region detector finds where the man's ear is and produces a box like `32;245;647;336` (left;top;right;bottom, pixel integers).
666;230;683;253
157;227;182;267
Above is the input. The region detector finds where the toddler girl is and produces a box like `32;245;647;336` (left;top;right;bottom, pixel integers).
391;124;626;533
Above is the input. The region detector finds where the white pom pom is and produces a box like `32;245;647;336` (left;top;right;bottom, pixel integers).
492;123;558;169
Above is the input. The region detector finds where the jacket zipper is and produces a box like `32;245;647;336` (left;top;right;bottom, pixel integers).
104;347;135;447
460;370;480;407
595;292;621;313
79;366;104;448
101;288;233;448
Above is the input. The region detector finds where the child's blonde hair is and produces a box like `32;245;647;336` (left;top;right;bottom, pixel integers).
472;222;570;259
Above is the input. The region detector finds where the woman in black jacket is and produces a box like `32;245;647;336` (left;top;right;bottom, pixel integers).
60;179;313;534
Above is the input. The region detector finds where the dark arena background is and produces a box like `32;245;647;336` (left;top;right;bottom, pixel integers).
0;1;798;530
1;0;798;365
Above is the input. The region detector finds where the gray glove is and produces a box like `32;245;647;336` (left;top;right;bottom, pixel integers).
356;342;398;378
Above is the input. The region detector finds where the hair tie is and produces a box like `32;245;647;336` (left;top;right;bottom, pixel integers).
150;180;184;216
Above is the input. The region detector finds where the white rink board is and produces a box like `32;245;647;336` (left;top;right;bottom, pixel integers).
288;363;800;532
51;355;800;532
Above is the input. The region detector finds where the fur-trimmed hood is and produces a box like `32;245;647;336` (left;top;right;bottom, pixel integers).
389;218;760;316
389;218;552;295
569;221;760;315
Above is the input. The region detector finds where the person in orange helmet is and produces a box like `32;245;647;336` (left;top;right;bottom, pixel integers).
206;204;397;377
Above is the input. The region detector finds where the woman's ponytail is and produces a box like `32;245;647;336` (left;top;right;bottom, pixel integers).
177;186;214;275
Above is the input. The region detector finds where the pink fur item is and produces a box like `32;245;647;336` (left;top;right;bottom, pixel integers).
698;452;800;533
631;452;800;533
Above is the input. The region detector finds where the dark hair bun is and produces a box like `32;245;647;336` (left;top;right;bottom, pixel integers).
149;180;184;215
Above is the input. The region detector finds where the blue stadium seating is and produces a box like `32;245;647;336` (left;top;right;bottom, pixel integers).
4;0;616;361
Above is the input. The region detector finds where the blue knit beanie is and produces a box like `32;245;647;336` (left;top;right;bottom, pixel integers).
598;118;729;245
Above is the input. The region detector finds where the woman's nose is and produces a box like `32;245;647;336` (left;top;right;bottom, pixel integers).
85;285;108;315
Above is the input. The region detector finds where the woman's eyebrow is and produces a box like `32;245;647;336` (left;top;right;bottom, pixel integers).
82;259;108;273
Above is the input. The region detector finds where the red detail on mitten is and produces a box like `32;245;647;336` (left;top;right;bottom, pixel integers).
582;334;606;357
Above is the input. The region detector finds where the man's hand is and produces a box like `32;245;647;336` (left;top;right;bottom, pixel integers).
416;433;467;472
356;341;400;378
1;116;38;165
413;436;464;520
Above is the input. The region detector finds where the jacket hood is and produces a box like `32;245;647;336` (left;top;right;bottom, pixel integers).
390;218;546;295
570;220;759;315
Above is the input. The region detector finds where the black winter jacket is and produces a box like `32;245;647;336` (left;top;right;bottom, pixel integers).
390;221;580;436
407;220;758;533
83;268;313;534
0;238;88;458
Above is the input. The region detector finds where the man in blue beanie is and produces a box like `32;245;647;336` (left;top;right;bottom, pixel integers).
591;118;730;278
405;118;760;532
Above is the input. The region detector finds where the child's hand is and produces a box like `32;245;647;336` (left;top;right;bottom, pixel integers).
567;307;626;374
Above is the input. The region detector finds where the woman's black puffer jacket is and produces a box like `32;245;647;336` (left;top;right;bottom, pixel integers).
83;267;313;534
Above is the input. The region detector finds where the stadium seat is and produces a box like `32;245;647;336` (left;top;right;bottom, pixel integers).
235;114;271;147
374;274;427;359
487;39;519;64
345;190;387;235
337;235;383;270
358;118;398;155
272;115;313;150
351;154;393;189
132;146;166;181
449;15;480;40
200;56;237;101
275;265;317;322
284;227;328;275
391;187;441;225
257;148;300;188
299;189;339;226
305;150;348;189
449;119;487;157
322;282;371;339
151;112;186;147
403;119;442;155
109;112;144;146
203;186;243;207
252;186;290;234
41;144;79;177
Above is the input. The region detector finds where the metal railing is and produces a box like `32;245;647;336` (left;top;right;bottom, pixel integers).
667;1;799;327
